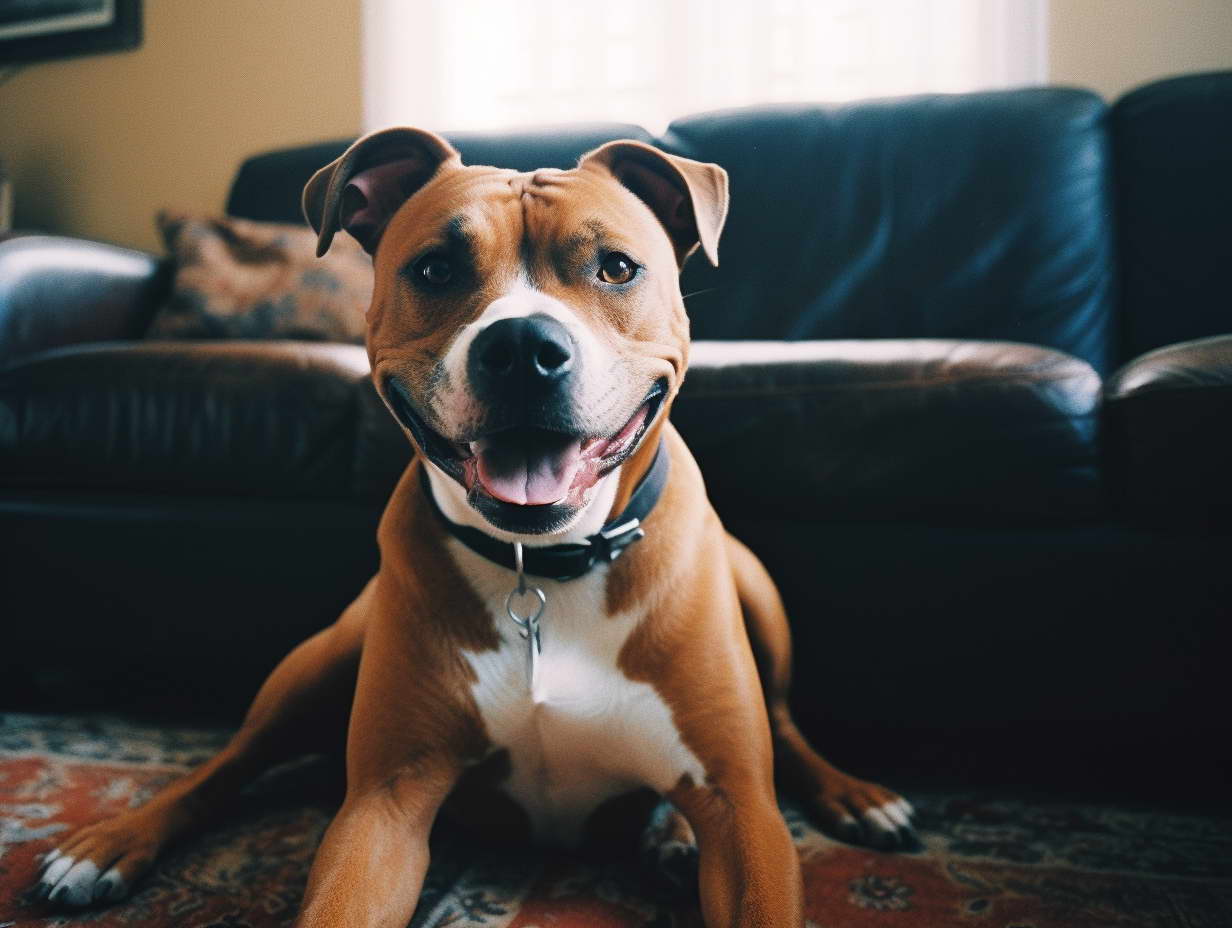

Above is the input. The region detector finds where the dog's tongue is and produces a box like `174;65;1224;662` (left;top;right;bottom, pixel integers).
474;431;583;506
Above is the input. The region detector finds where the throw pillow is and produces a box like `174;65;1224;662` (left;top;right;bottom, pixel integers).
146;211;373;343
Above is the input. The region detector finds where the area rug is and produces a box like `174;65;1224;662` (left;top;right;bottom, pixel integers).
1;713;1229;927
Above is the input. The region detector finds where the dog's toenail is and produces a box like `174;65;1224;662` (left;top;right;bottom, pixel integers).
42;856;73;885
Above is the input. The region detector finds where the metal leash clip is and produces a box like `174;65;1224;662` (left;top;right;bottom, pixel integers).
505;542;546;693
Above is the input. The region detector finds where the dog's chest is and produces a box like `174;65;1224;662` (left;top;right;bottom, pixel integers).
450;541;704;846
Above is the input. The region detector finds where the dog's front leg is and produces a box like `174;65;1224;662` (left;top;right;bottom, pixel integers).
295;762;457;928
669;777;804;928
293;589;475;928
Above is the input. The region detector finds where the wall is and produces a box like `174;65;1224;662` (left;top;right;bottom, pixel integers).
1049;0;1232;101
0;0;361;252
1;1;1229;252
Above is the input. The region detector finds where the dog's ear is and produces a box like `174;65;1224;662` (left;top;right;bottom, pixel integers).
302;127;460;257
580;141;729;267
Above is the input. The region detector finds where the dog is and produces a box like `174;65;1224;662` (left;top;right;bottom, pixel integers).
32;128;916;926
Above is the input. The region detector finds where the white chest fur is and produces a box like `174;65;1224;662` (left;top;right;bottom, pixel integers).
449;538;706;846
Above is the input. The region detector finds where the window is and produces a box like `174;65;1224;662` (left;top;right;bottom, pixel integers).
364;0;1048;133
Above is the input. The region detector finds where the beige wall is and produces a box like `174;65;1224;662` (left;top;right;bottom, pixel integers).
1049;0;1232;101
0;0;361;252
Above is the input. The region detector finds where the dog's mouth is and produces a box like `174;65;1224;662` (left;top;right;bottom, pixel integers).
387;378;667;511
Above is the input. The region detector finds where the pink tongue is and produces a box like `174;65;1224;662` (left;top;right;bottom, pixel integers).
475;434;583;506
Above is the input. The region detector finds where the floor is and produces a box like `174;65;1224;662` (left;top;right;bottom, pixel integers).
1;713;1229;927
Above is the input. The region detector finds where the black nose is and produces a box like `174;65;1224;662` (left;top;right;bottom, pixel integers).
468;314;575;398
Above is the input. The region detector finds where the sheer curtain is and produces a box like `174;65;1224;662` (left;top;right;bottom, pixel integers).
364;0;1048;133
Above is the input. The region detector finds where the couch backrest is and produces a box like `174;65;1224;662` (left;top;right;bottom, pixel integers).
664;89;1116;373
228;89;1119;373
1112;71;1232;363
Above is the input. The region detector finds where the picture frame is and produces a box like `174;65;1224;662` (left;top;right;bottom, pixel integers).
0;0;141;65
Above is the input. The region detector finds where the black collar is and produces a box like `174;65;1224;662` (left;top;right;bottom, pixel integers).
422;439;669;582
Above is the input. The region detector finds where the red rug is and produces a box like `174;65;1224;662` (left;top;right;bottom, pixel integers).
1;713;1229;927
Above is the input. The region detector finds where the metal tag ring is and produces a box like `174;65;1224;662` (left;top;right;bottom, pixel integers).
506;585;546;630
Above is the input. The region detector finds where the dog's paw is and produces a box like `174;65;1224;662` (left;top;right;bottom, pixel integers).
651;837;699;896
640;803;700;900
31;813;163;908
804;778;919;852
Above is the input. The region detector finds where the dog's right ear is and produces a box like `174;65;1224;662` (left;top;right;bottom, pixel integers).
302;127;460;258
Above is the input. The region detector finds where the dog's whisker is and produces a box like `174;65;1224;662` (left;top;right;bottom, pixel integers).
681;286;722;301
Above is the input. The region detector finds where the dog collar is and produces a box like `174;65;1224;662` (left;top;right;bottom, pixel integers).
422;439;669;582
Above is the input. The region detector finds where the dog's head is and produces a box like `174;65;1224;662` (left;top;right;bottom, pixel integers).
303;128;728;536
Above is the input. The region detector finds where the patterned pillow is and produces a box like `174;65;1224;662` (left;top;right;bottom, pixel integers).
146;211;373;343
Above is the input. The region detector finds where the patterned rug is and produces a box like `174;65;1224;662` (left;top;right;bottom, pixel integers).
1;714;1229;927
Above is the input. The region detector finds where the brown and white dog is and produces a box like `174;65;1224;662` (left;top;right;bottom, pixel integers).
33;129;916;927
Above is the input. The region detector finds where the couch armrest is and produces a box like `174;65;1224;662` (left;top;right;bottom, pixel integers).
0;234;171;364
0;341;388;500
1104;334;1232;528
674;339;1101;523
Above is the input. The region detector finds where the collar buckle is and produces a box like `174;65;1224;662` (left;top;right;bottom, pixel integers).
592;517;645;565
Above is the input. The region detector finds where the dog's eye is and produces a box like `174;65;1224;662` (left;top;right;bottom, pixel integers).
413;253;452;286
598;252;638;285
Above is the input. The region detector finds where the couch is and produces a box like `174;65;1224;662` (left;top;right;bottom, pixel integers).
2;73;1230;926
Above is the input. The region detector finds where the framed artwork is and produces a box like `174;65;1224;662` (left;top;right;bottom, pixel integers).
0;0;140;65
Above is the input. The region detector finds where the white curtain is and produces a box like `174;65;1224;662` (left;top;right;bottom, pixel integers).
364;0;1049;134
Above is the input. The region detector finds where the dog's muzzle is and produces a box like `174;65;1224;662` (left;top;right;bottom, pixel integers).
384;309;665;529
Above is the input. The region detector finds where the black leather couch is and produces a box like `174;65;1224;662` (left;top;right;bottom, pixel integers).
3;73;1230;800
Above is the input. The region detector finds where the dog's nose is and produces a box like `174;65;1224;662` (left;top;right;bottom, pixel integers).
468;314;575;396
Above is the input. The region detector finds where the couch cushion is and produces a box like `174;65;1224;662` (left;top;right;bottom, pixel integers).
663;90;1118;374
0;338;1100;522
1103;333;1232;527
0;341;406;501
145;212;372;343
674;339;1102;523
1112;71;1232;361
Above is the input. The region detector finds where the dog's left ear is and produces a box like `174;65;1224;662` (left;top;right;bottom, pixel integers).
302;127;460;258
580;141;729;267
